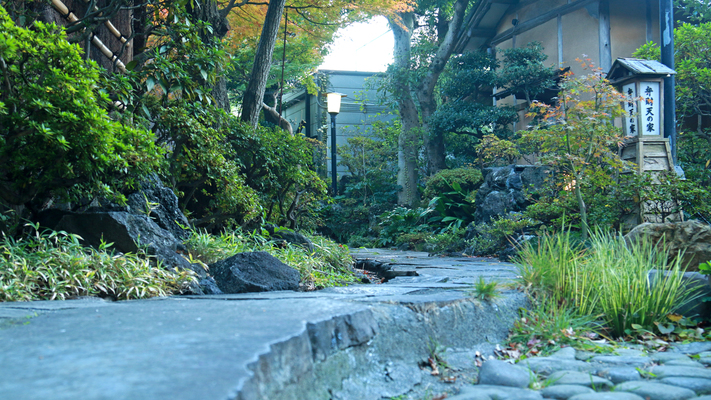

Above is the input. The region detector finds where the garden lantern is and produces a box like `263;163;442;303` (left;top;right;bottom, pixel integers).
326;92;344;195
607;58;676;173
608;58;679;227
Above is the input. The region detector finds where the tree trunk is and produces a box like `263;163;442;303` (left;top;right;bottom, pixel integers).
187;0;232;112
241;0;287;128
415;0;470;175
390;13;420;206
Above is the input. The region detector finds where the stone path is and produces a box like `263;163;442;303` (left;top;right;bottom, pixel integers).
1;249;709;400
0;249;525;400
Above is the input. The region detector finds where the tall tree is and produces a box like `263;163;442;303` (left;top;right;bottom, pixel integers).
240;0;287;127
387;0;472;205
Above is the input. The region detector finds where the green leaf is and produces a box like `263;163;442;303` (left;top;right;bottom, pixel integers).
146;77;155;92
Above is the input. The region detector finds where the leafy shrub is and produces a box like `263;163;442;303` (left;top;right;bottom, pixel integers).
338;120;399;206
229;121;327;229
0;7;161;216
374;207;430;247
151;101;259;228
423;168;483;200
425;228;467;254
0;225;195;301
184;229;356;289
422;179;477;232
467;214;536;256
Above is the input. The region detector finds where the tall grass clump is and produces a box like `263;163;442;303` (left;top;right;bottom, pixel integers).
0;225;196;302
587;232;698;337
184;229;357;289
515;229;699;338
515;230;599;316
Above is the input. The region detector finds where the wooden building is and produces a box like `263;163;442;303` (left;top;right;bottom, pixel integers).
455;0;662;120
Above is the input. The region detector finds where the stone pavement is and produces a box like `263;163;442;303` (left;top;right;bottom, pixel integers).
0;249;526;400
2;249;710;400
452;342;711;400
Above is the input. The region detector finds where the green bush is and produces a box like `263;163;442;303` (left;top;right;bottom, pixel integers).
425;228;467;254
0;7;161;216
374;207;430;247
0;225;195;301
423;168;483;200
151;102;259;227
468;214;536;256
229;121;328;229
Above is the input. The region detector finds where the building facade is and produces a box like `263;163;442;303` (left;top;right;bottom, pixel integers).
282;70;392;178
455;0;663;127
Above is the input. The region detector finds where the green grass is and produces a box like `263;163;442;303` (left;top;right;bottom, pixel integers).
184;228;357;289
470;276;501;301
0;224;196;302
513;229;700;339
508;297;600;357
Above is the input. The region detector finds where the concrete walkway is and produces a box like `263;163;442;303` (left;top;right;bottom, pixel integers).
0;250;526;400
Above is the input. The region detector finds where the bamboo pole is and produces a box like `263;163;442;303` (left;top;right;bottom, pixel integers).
80;0;130;47
49;0;127;72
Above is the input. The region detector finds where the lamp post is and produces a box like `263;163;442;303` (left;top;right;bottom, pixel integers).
327;92;343;196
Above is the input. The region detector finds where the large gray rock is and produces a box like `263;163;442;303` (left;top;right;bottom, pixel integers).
624;221;711;271
540;384;594;399
474;165;546;224
210;251;300;293
36;210;211;294
660;377;711;395
126;174;190;240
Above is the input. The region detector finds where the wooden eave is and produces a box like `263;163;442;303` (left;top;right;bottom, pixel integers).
455;0;600;53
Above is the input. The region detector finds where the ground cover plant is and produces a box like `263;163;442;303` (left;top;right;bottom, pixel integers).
0;225;196;302
507;229;705;357
184;228;357;290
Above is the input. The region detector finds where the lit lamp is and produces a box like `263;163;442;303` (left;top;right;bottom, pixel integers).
327;92;343;196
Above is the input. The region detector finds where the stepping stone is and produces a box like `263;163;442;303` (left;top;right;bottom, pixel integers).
550;347;578;359
594;366;642;384
520;357;592;376
575;351;597;361
662;358;705;368
448;384;543;400
651;352;692;363
670;342;711;355
614;381;696;400
616;348;647;357
547;370;613;389
478;359;531;388
590;355;652;367
649;365;711;380
540;384;593;399
660;377;711;395
569;394;645;400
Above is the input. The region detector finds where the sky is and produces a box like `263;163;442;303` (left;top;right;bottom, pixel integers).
319;17;394;72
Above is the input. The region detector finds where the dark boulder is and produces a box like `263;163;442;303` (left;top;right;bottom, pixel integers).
209;251;301;293
125;174;190;240
38;210;204;275
475;165;546;224
264;224;315;253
